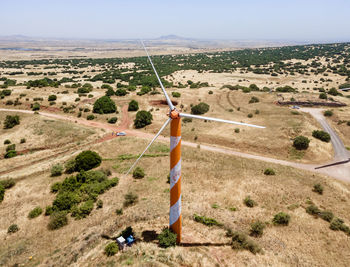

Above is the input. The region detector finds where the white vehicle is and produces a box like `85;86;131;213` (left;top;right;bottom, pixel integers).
117;132;126;136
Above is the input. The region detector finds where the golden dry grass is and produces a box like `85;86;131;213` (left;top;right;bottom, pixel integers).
1;136;350;266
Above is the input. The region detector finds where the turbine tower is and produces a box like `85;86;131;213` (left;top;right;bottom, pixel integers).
126;41;265;244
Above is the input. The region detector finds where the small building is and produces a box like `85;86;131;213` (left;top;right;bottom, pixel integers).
116;236;126;250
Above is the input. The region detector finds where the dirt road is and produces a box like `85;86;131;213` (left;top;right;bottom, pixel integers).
1;107;350;182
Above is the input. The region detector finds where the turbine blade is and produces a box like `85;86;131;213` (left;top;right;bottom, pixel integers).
125;117;172;175
141;40;175;110
179;113;265;129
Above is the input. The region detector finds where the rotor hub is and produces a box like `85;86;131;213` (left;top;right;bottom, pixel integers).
170;109;180;119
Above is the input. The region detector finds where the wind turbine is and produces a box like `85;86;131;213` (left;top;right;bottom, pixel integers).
126;41;265;244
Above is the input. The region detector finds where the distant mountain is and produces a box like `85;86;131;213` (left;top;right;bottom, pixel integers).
157;35;193;41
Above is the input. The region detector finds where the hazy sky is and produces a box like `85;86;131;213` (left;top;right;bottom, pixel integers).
1;0;350;41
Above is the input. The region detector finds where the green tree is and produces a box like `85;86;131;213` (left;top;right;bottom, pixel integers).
4;115;20;129
128;100;139;111
191;102;210;115
293;136;310;150
75;150;102;171
93;96;116;114
134;110;153;128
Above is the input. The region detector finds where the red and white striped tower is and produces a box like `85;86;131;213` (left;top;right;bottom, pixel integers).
169;110;182;243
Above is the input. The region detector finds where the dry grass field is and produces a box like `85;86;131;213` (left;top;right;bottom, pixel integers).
1;136;350;266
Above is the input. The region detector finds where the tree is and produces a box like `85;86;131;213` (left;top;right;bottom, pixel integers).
328;88;339;96
48;95;57;101
105;88;115;96
115;88;127;96
312;130;330;142
4;115;20;129
293;136;310;150
128;100;139;111
75;150;102;171
319;92;327;99
191;102;210;115
93;96;116;114
134;110;153;128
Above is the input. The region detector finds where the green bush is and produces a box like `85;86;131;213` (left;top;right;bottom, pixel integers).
193;214;222;227
115;88;127;96
273;212;290;225
104;242;119;256
320;210;334;222
53;191;80;211
172;92;181;98
105;88;115;96
330;217;344;231
0;179;15;189
264;168;275;175
96;199;103;209
249;96;259;103
108;117;118;124
87;114;95;120
247;113;253;118
116;208;123;215
158;228;177;248
312;130;330;142
128;100;139;111
32;102;40;111
324;110;333;117
93;96;116;114
5;144;15;152
134;110;153;128
71;200;94;219
313;183;324;194
4;115;20;129
20;138;26;143
319;92;327;99
293;136;310;150
243;196;257;207
51;164;63;177
328;88;339;96
7;224;19;234
65;159;76;174
250;221;265;237
234;128;240;133
191;102;210;115
75;150;102;171
4;150;17;158
45;206;54;216
123;192;138;207
0;184;4;202
306;204;320;216
132;167;145;179
48;211;68;230
4;139;11;144
28;206;43;219
231;231;261;254
48;95;57;101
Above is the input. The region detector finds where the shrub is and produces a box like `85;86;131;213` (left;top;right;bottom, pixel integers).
48;95;57;101
249;96;259;104
191;102;210;115
65;159;76;174
293;136;310;150
158;228;177;248
108;117;118;124
193;214;222;226
273;212;290;225
32;102;40;111
208;90;213;94
48;211;68;230
264;168;275;175
234;128;240;133
319;210;334;222
116;208;123;215
134;110;153;128
250;221;265;237
330;218;344;231
231;231;261;254
172;92;181;98
93;96;116;114
71;200;94;219
319;92;327;99
87;114;95;120
132;167;145;179
328;87;339;96
4;139;11;144
53;191;80;211
105;88;115;96
96;199;103;209
6;144;15;152
324;110;333;117
4;115;20;129
75;150;102;171
123;192;138;207
243;196;257;207
51;164;63;177
306;204;320;216
312;130;330;142
247;113;253;118
20;138;26;143
104;242;119;256
7;224;19;234
115;89;127;96
28;206;43;219
45;206;54;216
4;150;17;158
0;178;15;189
0;184;4;202
128;100;139;111
313;183;324;194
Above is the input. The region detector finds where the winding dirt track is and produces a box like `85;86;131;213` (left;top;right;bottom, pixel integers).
1;107;349;182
